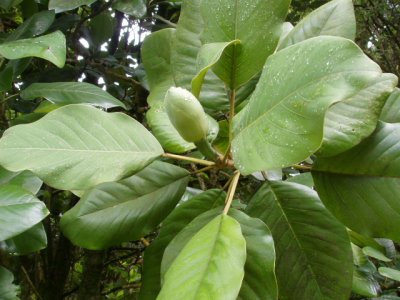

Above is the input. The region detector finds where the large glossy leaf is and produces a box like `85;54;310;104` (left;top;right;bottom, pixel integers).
0;184;49;241
381;88;400;123
6;10;55;41
278;0;356;50
60;161;188;249
246;181;353;300
229;209;277;300
161;208;223;279
0;167;42;194
200;0;290;89
232;36;385;174
0;31;66;68
171;0;229;112
139;189;226;300
0;104;163;190
21;82;126;109
142;29;194;153
318;73;397;157
0;266;20;300
1;223;47;255
48;0;97;13
313;122;400;241
112;0;146;18
157;215;246;300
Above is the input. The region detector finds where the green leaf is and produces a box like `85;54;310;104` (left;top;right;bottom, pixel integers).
352;270;379;297
157;215;246;300
60;161;188;250
139;189;226;300
0;0;23;10
112;0;146;18
200;0;290;89
88;13;116;48
0;31;66;68
348;230;385;253
0;266;20;300
21;82;126;109
191;40;240;98
142;29;195;153
362;246;391;262
378;267;400;282
0;184;49;241
229;209;277;300
146;103;194;153
246;181;353;300
48;0;97;13
286;172;314;187
171;0;229;112
232;36;385;174
0;166;42;194
1;223;47;255
142;29;175;106
0;104;163;191
6;10;55;41
161;208;223;279
313;122;400;240
278;0;356;50
317;73;397;157
381;88;400;123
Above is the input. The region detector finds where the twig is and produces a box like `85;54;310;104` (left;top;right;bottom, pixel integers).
223;171;241;215
21;266;43;300
154;14;177;28
162;153;215;166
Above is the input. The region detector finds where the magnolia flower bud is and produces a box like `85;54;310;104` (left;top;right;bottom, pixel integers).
165;87;209;143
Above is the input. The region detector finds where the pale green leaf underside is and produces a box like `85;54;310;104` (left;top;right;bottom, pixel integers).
0;266;20;300
21;82;126;109
362;246;391;262
0;104;163;191
60;161;188;250
313;122;400;241
2;223;47;255
139;189;226;300
49;0;97;13
147;102;195;153
378;267;400;282
278;0;356;50
192;40;240;98
0;31;66;68
0;184;49;241
380;88;400;123
157;215;246;300
200;0;291;88
232;36;383;174
0;166;42;194
246;181;353;300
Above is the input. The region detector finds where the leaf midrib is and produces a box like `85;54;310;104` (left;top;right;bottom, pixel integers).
269;185;323;297
234;69;380;140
